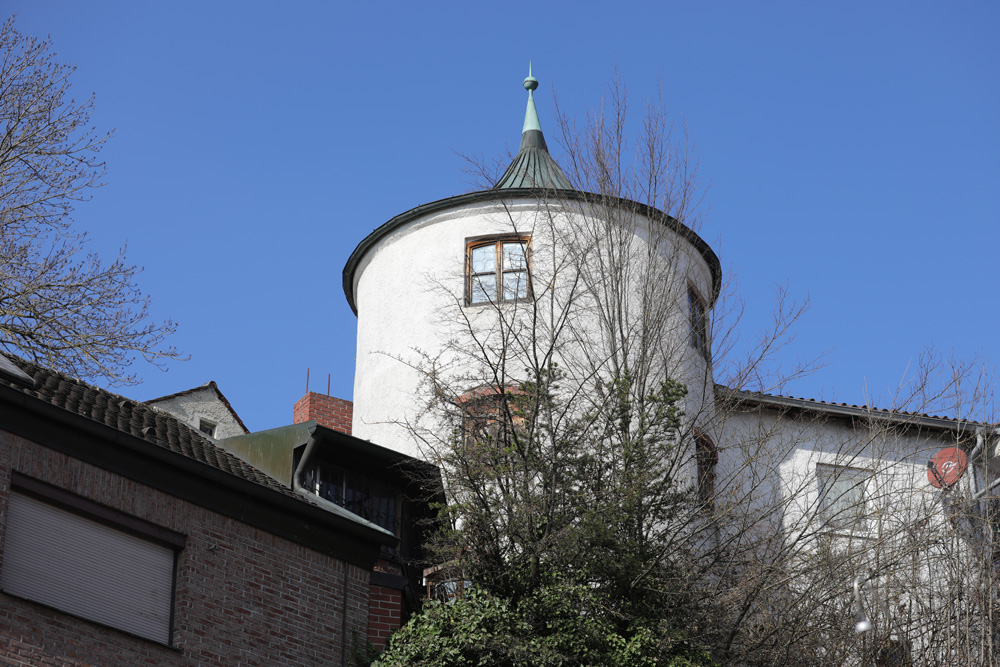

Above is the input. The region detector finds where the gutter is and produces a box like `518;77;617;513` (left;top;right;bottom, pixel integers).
0;382;397;550
291;434;398;542
720;386;977;434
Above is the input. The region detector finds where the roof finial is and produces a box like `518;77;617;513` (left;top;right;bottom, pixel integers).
493;63;574;190
523;61;538;92
521;63;542;134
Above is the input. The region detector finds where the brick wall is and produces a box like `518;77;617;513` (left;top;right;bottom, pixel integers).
367;585;402;649
293;393;353;434
0;429;371;666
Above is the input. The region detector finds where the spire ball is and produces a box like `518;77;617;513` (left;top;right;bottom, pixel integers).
523;63;538;92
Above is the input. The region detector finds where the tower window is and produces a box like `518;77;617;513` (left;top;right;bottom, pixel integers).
458;386;525;453
695;433;718;510
688;287;710;360
467;237;531;305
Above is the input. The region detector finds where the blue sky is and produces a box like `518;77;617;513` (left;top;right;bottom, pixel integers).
7;2;998;431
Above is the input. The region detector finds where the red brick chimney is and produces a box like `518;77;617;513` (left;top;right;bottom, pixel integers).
293;393;353;434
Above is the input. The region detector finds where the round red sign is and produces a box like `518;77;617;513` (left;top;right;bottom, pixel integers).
927;447;968;488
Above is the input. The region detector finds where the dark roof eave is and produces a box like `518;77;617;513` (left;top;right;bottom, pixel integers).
310;422;441;475
342;188;722;314
718;385;980;434
0;381;398;560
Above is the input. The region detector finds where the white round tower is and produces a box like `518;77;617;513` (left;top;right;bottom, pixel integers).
344;71;721;459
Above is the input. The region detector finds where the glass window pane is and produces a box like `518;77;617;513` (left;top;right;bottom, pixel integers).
503;242;527;270
471;245;496;273
818;466;868;530
503;271;528;300
472;274;496;303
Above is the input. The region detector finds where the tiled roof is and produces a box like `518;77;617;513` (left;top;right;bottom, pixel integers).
1;353;294;497
719;385;978;430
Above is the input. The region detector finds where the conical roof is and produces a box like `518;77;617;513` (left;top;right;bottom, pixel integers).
494;67;573;191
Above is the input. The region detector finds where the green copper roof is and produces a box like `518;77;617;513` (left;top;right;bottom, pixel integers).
494;67;573;191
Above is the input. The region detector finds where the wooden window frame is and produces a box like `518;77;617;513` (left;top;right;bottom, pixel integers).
465;235;532;306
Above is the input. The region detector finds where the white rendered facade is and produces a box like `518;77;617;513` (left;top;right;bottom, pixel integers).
348;194;718;459
342;75;997;662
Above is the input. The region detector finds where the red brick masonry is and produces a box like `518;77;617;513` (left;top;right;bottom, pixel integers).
0;430;371;666
367;585;403;649
293;393;353;434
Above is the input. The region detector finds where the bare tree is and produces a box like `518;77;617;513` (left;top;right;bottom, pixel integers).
0;17;180;385
375;72;998;667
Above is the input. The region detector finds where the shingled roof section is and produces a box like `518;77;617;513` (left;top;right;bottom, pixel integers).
1;353;293;498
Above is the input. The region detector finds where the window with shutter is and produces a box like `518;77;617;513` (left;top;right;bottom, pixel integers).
0;480;183;645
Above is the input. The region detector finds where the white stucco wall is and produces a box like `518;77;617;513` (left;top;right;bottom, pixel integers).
350;196;717;459
713;406;966;543
147;385;247;439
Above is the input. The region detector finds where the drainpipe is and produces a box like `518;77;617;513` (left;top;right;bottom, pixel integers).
290;435;393;536
292;436;321;496
291;433;398;666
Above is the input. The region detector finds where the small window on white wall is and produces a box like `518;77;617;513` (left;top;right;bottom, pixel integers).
1;477;184;645
199;418;217;437
467;237;531;305
816;464;870;532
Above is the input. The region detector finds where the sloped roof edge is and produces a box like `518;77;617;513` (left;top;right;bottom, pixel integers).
0;354;396;559
146;380;250;434
343;188;722;315
718;384;980;434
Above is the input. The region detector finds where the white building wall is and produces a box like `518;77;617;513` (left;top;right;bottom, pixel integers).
351;196;717;458
711;405;981;659
147;386;246;439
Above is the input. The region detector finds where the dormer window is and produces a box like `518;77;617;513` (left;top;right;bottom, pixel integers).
467;237;531;305
198;418;217;437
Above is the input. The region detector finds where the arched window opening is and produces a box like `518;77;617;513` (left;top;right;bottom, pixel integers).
457;385;526;453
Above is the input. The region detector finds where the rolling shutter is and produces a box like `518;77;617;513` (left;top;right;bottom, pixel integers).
1;491;176;644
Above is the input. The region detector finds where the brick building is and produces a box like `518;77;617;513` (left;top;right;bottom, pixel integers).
0;354;402;666
223;394;442;650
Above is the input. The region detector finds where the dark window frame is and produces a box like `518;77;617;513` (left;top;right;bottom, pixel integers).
11;471;186;549
309;461;402;538
695;433;718;510
688;286;710;360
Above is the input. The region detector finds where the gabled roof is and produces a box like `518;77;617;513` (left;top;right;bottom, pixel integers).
146;380;250;434
2;355;282;490
0;353;397;564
